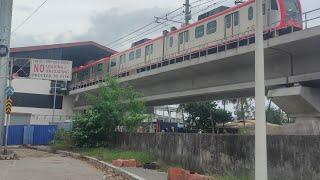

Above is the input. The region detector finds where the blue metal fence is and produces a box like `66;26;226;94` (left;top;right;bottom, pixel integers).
32;125;57;145
5;125;25;145
4;125;57;145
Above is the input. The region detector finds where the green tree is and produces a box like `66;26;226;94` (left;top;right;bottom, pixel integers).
181;101;233;133
184;101;217;132
72;75;147;147
213;109;232;127
233;98;255;126
266;105;288;125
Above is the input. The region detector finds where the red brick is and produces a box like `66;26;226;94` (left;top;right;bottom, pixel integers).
168;167;188;180
112;159;123;167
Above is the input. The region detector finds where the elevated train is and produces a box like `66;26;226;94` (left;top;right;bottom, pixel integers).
71;0;302;90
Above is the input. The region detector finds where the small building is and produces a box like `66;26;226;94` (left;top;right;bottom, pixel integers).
9;41;116;125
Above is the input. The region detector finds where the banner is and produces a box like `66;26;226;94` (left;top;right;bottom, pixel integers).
29;59;73;81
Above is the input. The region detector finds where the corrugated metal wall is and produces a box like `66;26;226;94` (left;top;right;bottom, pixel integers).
4;125;57;145
32;125;57;145
5;125;25;145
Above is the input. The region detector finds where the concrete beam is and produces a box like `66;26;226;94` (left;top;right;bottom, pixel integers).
268;86;320;119
267;86;320;135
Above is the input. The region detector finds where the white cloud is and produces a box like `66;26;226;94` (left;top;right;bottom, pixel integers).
10;0;320;49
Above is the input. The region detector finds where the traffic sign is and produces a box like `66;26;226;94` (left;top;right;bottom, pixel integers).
0;45;8;57
5;86;14;97
5;97;13;114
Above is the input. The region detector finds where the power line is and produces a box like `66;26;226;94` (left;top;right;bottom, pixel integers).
105;0;220;47
12;0;49;34
105;6;185;46
111;12;185;49
111;0;231;49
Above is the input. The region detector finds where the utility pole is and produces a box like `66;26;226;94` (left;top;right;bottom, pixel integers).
52;80;58;124
255;0;268;180
0;0;13;146
4;57;13;154
184;0;191;25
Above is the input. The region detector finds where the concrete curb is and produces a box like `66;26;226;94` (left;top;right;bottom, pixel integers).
24;146;145;180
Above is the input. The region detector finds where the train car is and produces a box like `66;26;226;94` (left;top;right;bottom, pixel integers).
71;57;110;90
110;0;302;78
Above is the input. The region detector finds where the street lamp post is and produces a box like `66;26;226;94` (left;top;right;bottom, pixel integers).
255;0;268;180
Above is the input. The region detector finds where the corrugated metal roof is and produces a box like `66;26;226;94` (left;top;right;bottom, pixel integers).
11;41;117;54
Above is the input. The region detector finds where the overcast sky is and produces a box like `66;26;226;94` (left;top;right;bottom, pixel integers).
11;0;320;51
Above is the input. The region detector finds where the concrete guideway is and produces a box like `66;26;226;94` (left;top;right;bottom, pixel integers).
71;25;320;107
0;149;108;180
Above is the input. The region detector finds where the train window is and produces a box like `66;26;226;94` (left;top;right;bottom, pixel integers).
179;31;189;44
179;33;183;44
135;49;141;58
248;7;253;20
129;51;135;60
184;31;189;42
271;0;278;10
234;12;239;26
97;63;103;71
225;14;232;29
207;20;217;34
110;59;117;67
146;44;153;55
120;54;126;64
169;37;174;47
195;25;205;38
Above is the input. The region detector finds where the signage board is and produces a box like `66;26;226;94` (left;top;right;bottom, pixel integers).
5;86;14;97
29;59;72;81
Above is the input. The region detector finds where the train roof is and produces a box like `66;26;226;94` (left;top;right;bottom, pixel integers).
111;0;254;57
72;57;110;73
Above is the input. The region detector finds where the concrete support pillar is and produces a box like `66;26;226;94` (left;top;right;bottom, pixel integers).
268;86;320;135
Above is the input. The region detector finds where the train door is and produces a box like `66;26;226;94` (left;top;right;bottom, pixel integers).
178;30;189;53
145;44;153;63
269;0;281;27
224;11;240;39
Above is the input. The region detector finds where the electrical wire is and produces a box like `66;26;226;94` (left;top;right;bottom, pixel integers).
111;0;232;49
12;0;50;34
105;0;224;47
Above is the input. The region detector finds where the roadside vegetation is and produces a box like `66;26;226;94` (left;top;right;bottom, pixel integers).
50;75;284;179
72;75;147;147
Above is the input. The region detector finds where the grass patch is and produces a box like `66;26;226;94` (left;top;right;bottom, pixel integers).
50;140;73;151
73;148;183;172
74;148;156;165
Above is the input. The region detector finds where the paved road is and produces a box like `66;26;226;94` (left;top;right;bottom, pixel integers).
123;167;167;180
0;149;107;180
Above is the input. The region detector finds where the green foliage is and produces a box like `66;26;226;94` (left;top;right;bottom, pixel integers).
213;109;232;126
52;129;73;150
184;101;217;131
75;148;156;165
233;98;255;120
181;101;232;132
266;106;287;125
72;75;147;147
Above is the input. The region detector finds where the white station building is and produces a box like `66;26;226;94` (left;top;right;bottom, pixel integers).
9;41;117;125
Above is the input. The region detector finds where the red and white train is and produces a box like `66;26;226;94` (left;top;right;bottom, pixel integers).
71;0;302;89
